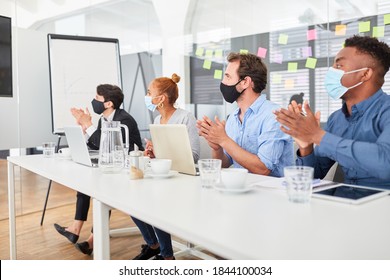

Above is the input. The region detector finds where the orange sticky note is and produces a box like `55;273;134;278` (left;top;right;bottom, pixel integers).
335;25;347;36
285;79;295;89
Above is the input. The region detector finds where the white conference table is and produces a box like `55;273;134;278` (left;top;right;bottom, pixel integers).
7;154;390;260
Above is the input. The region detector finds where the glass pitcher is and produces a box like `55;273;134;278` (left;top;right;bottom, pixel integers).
98;120;129;173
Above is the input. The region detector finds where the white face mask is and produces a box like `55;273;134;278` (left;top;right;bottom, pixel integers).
324;67;368;100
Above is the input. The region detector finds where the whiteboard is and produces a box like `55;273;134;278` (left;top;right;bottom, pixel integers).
48;34;122;134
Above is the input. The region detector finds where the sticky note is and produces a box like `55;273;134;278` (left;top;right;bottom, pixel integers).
214;69;223;80
240;49;249;54
335;25;347;36
288;62;298;72
302;46;312;58
305;57;317;69
359;21;370;33
205;49;213;58
278;34;288;45
307;29;317;41
272;53;283;64
285;79;295;89
272;73;282;84
195;47;204;57
203;60;212;70
373;26;385;38
214;49;223;58
384;14;390;25
257;47;267;58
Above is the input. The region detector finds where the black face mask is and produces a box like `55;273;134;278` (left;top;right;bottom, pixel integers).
91;99;105;114
220;80;246;103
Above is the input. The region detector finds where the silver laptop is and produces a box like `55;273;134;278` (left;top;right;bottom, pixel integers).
64;125;99;167
149;124;198;176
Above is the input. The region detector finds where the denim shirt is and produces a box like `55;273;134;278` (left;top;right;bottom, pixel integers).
225;94;294;177
297;89;390;189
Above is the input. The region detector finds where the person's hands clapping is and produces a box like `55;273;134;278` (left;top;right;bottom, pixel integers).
196;116;228;150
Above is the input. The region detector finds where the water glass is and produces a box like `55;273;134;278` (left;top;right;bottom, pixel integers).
198;159;222;188
42;142;56;158
284;166;314;203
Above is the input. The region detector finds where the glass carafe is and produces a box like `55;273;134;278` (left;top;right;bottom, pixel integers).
98;120;129;173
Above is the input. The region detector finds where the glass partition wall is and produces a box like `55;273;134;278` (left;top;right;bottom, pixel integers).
1;0;390;256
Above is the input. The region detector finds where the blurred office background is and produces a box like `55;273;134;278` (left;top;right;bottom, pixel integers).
2;0;390;151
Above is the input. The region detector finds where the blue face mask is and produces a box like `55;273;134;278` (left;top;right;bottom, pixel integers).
144;96;157;112
325;67;367;100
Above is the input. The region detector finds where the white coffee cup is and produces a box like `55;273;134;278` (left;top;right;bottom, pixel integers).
150;159;172;174
220;168;248;189
58;148;71;158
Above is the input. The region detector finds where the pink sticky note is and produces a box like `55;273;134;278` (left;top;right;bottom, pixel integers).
307;29;317;41
272;53;283;64
302;46;312;58
257;47;267;58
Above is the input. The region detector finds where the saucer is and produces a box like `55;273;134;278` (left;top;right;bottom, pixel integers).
146;170;178;179
214;184;254;194
56;154;72;160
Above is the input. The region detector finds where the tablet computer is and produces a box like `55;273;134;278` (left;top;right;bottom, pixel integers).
312;184;390;205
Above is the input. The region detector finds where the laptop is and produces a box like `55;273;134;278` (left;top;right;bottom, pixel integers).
149;124;198;175
63;125;99;167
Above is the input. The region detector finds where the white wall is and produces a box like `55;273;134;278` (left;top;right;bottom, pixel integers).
1;28;58;150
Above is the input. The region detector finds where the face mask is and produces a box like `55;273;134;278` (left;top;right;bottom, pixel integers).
91;99;105;114
220;80;246;103
144;96;157;112
325;67;367;100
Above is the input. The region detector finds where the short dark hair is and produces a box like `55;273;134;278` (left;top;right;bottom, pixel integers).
96;84;123;109
345;35;390;77
227;52;267;93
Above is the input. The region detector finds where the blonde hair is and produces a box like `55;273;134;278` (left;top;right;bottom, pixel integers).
153;73;181;105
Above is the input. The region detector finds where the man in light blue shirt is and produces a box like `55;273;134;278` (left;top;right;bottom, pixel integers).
275;35;390;189
197;52;293;177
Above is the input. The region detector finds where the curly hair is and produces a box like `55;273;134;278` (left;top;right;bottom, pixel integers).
227;52;267;94
345;35;390;77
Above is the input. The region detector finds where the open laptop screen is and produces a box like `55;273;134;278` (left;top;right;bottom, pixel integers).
149;124;197;175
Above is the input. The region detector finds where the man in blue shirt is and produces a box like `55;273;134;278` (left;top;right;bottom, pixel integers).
197;52;293;177
274;35;390;189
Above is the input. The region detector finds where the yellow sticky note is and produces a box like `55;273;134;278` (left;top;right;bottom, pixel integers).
240;49;249;54
373;26;385;38
384;14;390;25
195;47;204;57
203;60;212;70
214;69;223;80
272;73;282;84
278;34;288;45
285;79;295;89
205;49;213;58
305;57;317;69
359;21;371;33
288;62;298;72
214;49;223;58
335;25;347;36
